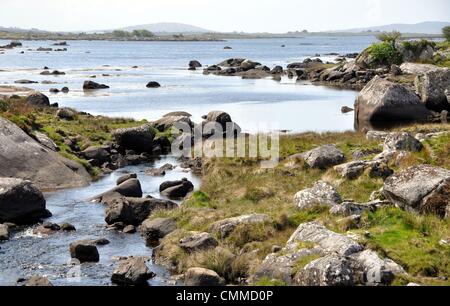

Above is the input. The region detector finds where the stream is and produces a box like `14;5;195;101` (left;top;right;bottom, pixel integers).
0;156;200;286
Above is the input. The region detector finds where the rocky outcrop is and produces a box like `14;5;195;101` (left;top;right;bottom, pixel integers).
210;214;270;238
0;117;90;190
69;240;100;263
111;256;155;286
293;181;342;210
83;81;109;90
355;76;432;123
184;268;225;286
141;217;176;246
105;196;177;226
253;222;405;286
415;68;450;112
382;165;450;218
0;178;48;224
113;124;156;153
298;144;345;169
179;232;218;253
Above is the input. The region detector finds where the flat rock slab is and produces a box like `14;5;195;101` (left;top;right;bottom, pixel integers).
383;164;450;218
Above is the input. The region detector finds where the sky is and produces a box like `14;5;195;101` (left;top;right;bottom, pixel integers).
0;0;449;33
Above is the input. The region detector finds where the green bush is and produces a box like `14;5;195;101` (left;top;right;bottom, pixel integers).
443;26;450;42
369;42;403;66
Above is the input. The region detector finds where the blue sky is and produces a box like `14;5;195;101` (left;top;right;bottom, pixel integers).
0;0;449;32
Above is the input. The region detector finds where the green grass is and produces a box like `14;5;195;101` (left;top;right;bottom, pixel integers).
254;277;288;286
368;42;403;67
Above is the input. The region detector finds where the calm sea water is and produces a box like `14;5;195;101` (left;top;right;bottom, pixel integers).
0;36;376;132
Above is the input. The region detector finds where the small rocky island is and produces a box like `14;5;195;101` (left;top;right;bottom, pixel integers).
0;33;449;286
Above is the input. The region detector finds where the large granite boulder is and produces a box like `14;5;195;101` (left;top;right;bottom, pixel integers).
113;124;156;153
400;63;441;75
415;68;450;112
382;165;450;218
111;256;155;286
294;181;342;210
355;76;432;123
299;144;345;169
0;117;90;190
0;178;48;224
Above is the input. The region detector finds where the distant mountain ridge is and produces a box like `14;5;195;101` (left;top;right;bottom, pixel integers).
117;22;213;34
338;21;450;34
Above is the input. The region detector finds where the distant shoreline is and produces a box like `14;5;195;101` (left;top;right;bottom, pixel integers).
0;31;444;42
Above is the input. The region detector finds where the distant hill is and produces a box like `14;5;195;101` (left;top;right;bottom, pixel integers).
339;21;450;35
0;26;48;33
118;22;213;34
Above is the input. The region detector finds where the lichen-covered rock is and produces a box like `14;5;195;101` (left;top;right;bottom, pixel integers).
210;214;270;238
382;165;450;218
294;181;342;210
349;250;406;286
415;68;450;112
383;132;423;152
294;254;354;286
329;201;382;217
299;144;345;169
287;222;363;256
334;161;370;179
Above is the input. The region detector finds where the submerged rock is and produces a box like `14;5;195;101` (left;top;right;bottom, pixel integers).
146;81;161;88
83;80;109;90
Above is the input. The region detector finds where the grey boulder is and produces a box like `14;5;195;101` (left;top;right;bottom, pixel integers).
184;267;225;286
293;181;342;210
300;144;345;169
111;256;155;286
0;178;48;224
